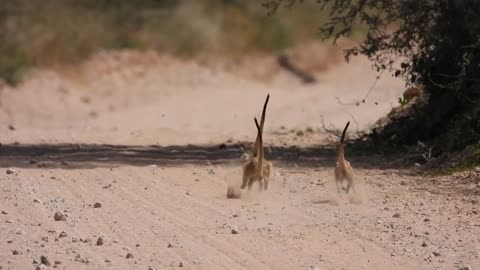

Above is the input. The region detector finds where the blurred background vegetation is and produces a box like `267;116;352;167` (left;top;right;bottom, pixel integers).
0;0;361;85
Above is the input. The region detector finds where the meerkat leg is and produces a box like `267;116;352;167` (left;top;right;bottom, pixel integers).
247;177;255;190
240;173;248;189
345;174;355;194
263;178;269;191
258;179;264;191
336;179;343;195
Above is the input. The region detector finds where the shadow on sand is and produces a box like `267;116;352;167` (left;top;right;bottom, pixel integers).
0;142;392;170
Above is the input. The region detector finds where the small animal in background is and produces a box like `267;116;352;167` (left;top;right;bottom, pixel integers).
334;121;355;195
399;86;422;105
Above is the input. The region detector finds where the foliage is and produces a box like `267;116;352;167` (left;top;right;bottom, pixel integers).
264;0;480;154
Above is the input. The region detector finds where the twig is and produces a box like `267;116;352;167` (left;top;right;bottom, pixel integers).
335;68;386;106
319;115;341;138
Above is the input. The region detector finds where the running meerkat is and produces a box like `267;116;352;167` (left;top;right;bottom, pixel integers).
334;121;355;195
240;117;272;191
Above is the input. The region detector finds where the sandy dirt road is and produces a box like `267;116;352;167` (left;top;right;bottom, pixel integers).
0;48;478;270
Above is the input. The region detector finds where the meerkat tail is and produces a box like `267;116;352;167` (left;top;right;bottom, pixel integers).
254;117;264;177
340;121;350;144
338;121;350;163
254;94;270;155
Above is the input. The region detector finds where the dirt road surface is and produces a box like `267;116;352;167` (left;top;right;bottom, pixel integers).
0;48;478;270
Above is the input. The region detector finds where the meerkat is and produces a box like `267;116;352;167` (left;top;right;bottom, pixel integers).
241;117;272;191
334;121;354;195
229;94;271;198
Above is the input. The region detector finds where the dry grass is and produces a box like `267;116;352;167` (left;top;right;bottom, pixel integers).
0;0;364;84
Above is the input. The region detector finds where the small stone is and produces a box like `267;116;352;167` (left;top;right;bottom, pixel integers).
432;251;441;257
96;237;104;246
5;219;14;223
148;267;158;270
58;231;67;238
421;242;428;247
392;213;401;218
296;130;304;136
186;192;192;196
179;261;184;267
54;261;61;265
33;199;41;203
167;243;173;248
12;250;19;255
126;253;134;259
390;252;396;256
105;259;111;263
231;228;239;234
1;210;7;215
93;202;102;208
15;229;25;235
53;212;66;221
6;168;15;174
40;255;51;266
8;125;15;131
208;169;216;175
459;266;472;270
424;218;430;222
36;264;47;270
232;214;238;218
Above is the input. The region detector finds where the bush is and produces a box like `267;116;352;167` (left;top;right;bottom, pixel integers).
264;0;480;154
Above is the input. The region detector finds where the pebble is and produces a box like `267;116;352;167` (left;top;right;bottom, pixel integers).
392;213;401;218
148;267;158;270
421;242;428;247
96;237;104;246
59;231;67;238
53;212;66;221
5;219;14;224
93;202;102;208
15;229;25;235
432;251;441;257
35;264;47;270
1;211;7;215
459;266;472;270
186;192;192;196
33;199;41;203
126;253;134;259
6;168;15;174
179;261;184;267
40;255;51;266
231;228;239;234
11;250;19;255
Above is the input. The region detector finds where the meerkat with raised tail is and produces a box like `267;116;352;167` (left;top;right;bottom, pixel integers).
334;121;354;194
